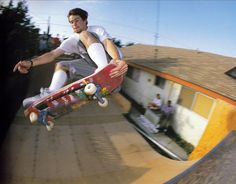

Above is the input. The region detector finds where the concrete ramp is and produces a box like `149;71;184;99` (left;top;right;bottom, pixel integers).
0;98;194;184
166;131;236;184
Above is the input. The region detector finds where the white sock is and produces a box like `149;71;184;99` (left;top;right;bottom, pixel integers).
87;43;108;72
49;70;67;92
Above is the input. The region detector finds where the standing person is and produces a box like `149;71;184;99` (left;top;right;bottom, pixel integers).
147;93;162;110
158;100;175;132
13;8;128;108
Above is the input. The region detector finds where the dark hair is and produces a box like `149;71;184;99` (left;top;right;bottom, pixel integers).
67;8;88;20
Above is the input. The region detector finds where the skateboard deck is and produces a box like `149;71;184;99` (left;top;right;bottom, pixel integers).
24;63;123;131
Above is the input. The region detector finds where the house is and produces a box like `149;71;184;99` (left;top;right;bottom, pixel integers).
121;44;236;160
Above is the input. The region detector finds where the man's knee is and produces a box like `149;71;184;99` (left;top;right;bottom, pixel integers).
79;31;98;48
55;63;68;72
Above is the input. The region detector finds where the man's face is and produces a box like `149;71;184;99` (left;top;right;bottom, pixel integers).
68;15;87;33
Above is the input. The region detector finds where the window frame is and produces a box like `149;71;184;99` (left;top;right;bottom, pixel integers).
126;66;140;82
154;76;166;89
178;86;215;119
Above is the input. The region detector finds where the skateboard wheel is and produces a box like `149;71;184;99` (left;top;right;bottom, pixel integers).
98;97;108;107
29;112;38;124
46;121;54;131
84;83;97;95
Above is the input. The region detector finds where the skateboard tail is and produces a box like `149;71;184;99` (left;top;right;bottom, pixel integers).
24;106;38;117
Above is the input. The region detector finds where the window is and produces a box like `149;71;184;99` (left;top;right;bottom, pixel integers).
126;66;140;82
225;66;236;79
178;86;215;119
178;87;195;109
192;93;214;119
155;76;166;89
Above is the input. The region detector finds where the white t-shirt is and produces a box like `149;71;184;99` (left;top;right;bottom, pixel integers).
152;98;162;107
59;26;121;57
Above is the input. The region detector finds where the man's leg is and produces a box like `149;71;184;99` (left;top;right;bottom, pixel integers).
22;63;68;108
79;31;108;71
48;64;68;92
48;56;99;92
23;57;97;108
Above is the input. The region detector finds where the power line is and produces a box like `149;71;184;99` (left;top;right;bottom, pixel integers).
28;6;216;55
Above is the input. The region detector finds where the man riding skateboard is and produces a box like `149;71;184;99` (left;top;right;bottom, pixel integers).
13;8;128;108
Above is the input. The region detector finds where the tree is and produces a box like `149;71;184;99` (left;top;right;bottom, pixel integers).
113;38;123;48
112;38;134;48
125;42;134;47
0;0;40;146
0;0;40;74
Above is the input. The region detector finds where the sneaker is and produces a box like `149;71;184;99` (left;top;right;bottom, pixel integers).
23;88;51;108
155;124;160;129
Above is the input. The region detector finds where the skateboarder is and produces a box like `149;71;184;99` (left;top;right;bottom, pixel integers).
13;8;128;108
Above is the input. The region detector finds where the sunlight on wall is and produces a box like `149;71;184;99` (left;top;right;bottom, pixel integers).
189;99;236;160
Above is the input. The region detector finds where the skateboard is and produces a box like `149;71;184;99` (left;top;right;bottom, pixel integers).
24;63;123;131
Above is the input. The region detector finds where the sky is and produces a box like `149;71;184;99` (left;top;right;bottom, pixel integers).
2;0;236;58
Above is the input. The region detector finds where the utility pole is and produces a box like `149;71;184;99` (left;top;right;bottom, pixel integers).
47;16;51;35
154;0;160;59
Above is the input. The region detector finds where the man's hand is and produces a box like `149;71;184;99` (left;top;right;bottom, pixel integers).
13;60;32;74
110;59;128;78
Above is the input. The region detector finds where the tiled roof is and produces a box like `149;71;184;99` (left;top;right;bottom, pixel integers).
122;44;236;102
167;131;236;183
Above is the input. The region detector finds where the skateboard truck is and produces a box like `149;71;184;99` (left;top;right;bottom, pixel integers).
84;83;108;107
30;109;54;131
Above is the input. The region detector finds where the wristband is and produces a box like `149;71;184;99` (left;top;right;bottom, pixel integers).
29;59;33;69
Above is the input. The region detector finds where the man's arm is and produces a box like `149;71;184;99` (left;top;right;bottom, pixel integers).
13;48;65;74
103;39;120;60
103;39;128;78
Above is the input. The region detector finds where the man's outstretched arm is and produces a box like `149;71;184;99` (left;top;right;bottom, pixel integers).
13;48;65;74
103;39;128;78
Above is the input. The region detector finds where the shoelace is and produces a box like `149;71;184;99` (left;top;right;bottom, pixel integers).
39;88;50;97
